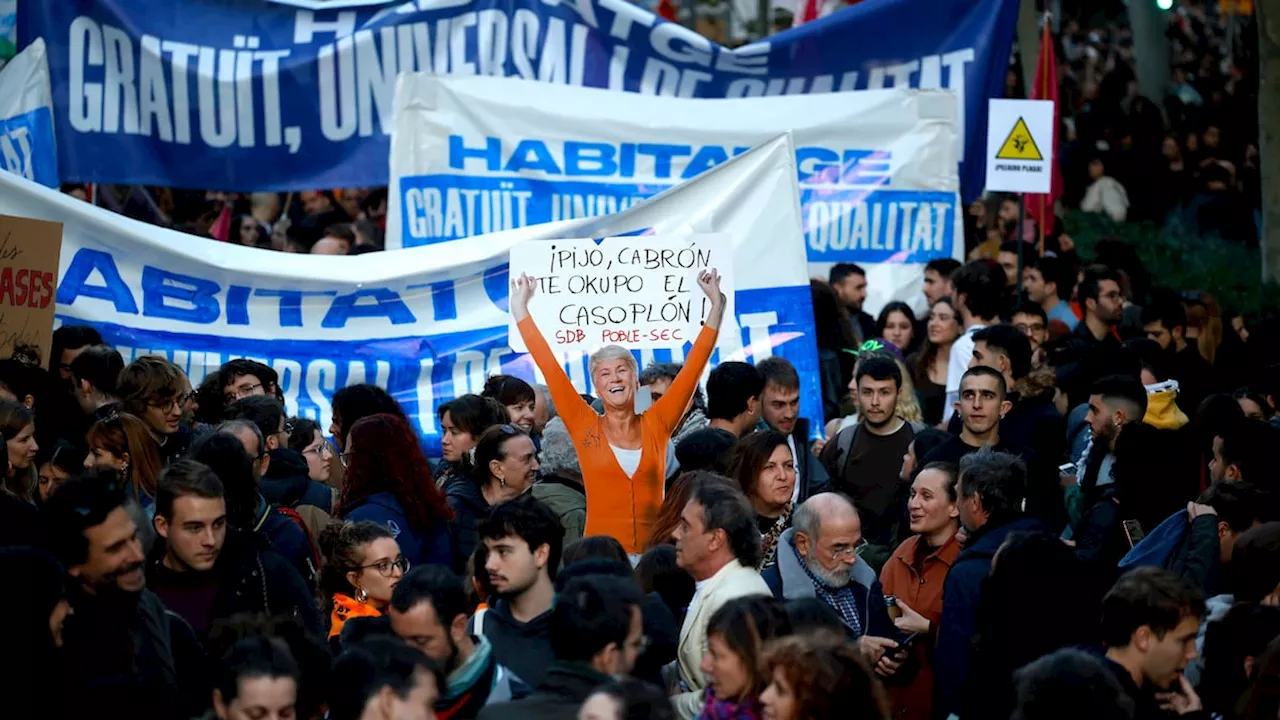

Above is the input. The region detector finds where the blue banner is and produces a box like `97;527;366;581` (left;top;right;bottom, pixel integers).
20;0;1016;199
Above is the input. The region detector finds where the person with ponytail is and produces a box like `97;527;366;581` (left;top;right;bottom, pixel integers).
436;394;509;489
446;423;541;570
319;520;407;650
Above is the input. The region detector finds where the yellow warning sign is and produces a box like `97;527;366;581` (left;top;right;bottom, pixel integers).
995;117;1043;161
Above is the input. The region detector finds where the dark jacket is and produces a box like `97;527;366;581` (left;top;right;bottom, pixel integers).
934;515;1049;717
1101;654;1210;720
634;592;679;689
477;662;613;720
1000;384;1069;532
446;476;491;572
1057;320;1124;409
1166;513;1221;596
471;599;555;689
0;490;44;548
1071;485;1131;577
149;529;321;639
255;495;318;588
789;417;832;502
262;448;334;512
1168;344;1211;418
343;490;456;570
761;528;895;640
61;586;209;719
154;424;193;468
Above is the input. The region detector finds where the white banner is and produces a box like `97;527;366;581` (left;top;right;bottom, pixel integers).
0;133;826;450
387;74;963;316
0;38;57;187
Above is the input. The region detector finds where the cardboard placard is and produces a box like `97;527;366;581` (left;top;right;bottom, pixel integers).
508;234;735;354
0;213;62;363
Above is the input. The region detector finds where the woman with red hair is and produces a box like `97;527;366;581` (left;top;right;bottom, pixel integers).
337;413;456;570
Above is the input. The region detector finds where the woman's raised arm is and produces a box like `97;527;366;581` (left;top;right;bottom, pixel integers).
650;269;725;434
510;273;593;432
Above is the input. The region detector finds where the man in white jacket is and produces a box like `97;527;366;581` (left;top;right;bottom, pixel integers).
670;477;771;719
1081;157;1130;223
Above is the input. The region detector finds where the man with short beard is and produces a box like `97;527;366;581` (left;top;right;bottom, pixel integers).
469;495;562;688
389;565;529;719
762;493;900;670
45;470;204;719
819;355;919;571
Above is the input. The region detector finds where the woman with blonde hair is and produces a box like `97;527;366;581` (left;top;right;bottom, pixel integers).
509;270;726;554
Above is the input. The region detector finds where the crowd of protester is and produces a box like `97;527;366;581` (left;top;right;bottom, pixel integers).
2;222;1280;719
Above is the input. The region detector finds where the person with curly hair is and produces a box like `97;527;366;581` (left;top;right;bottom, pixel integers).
318;520;406;649
761;632;892;720
338;413;456;570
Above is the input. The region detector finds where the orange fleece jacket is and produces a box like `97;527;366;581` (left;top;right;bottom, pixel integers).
518;315;719;552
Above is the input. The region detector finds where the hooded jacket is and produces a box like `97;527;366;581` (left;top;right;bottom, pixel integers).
531;475;586;549
470;598;556;689
343;490;456;570
446;476;492;572
934;515;1048;717
761;528;894;640
262;447;335;511
255;494;318;587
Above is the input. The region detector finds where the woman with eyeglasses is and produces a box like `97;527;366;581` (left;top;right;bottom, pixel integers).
907;297;963;427
318;520;407;650
337;413;456;571
0;399;39;503
85;411;164;512
509;269;726;555
286;417;335;485
727;431;797;569
448;423;541;569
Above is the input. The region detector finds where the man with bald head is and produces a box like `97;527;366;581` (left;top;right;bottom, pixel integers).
761;492;901;671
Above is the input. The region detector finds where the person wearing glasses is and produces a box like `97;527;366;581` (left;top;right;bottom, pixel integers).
319;519;408;651
149;460;320;642
508;269;726;555
760;493;901;674
217;358;285;405
117;355;193;466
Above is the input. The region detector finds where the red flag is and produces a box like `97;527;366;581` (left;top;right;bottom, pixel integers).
1025;17;1061;251
793;0;821;27
656;0;678;23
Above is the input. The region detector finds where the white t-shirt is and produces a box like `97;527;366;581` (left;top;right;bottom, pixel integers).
611;444;642;477
943;324;986;424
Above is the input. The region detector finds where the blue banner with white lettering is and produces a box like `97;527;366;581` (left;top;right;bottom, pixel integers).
0;38;58;188
20;0;1016;199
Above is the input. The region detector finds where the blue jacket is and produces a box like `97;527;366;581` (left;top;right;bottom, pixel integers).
935;515;1048;717
344;491;455;569
760;528;894;640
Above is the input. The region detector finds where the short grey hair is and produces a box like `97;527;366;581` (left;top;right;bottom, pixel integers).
793;492;858;542
216;419;264;456
535;384;557;421
538;416;580;480
588;345;638;378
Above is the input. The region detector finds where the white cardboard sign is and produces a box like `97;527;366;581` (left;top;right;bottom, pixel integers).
984;99;1055;194
508;234;735;354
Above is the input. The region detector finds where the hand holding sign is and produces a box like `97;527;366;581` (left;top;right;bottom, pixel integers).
510;272;537;322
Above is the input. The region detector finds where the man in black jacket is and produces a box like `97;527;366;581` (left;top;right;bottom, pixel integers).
478;576;644;720
46;471;207;719
757;357;830;503
226;395;333;512
1100;568;1208;719
148;459;320;639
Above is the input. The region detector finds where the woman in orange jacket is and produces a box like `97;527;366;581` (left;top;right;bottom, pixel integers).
879;461;962;720
509;269;726;554
319;520;408;650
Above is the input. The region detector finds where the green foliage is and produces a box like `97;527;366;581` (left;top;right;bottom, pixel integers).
1064;211;1280;314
